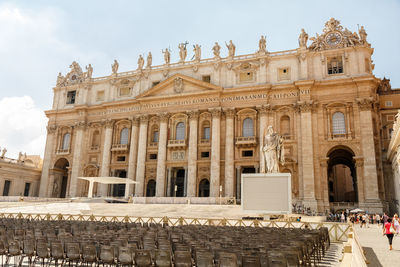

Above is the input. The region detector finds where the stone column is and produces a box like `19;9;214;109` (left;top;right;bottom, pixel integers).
135;115;149;197
156;113;169;197
257;105;269;173
166;168;172;197
353;157;365;204
127;116;139;197
319;157;330;211
39;125;57;197
297;100;317;210
187;110;199;197
356;98;380;205
209;108;221;197
224;108;235;197
98;119;114;196
236;166;241;200
69;121;86;197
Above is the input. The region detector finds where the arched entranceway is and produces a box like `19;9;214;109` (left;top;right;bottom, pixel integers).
53;158;69;198
198;179;210;197
146;180;156;197
327;147;358;204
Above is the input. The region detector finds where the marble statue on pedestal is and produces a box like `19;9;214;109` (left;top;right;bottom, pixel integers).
262;126;285;173
111;60;119;74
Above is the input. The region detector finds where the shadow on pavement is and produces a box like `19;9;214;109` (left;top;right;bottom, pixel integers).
363;247;383;267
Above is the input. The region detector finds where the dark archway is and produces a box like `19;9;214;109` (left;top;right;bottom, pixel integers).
53;158;69;198
112;170;127;197
198;179;210;197
146;180;156;197
327;147;357;203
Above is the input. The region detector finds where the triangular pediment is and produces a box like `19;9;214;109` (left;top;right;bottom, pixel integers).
137;74;222;99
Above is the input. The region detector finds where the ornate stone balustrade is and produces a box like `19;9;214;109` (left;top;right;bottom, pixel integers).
56;149;70;155
111;144;129;152
168;139;186;148
199;139;211;145
148;142;158;148
235;136;257;147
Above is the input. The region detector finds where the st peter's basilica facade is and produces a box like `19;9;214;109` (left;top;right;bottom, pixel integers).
39;18;398;213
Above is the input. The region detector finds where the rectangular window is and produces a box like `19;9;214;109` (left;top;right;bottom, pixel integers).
152;81;160;87
120;87;131;96
203;127;210;140
202;75;211;83
327;57;343;74
387;115;394;121
278;67;290;80
66;91;76;104
385;101;393;107
149;154;157;160
117;156;126;162
239;71;254;82
96;90;105;101
24;183;31;197
201;151;210;158
3;180;10;196
242;150;253;157
153;131;159;142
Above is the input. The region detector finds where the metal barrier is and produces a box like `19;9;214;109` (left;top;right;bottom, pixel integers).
0;212;350;242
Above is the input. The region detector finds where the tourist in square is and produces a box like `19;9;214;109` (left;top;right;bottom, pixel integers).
383;218;396;250
394;214;400;235
376;214;381;226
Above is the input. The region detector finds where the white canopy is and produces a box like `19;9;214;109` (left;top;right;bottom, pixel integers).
78;177;138;198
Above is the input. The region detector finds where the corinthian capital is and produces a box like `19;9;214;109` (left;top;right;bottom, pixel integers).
187;110;199;120
74;121;87;130
103;119;114;128
223;108;235;118
159;112;170;122
130;116;140;126
256;104;271;115
209;107;222;117
355;97;374;111
297;100;314;113
46;125;57;134
139;114;149;123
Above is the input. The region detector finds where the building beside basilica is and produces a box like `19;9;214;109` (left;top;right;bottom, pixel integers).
39;18;400;213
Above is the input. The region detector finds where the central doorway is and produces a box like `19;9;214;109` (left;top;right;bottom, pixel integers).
170;168;186;197
327;147;358;204
112;170;127;197
53;158;70;198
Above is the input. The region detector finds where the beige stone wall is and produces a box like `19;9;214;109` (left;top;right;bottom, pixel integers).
0;157;41;197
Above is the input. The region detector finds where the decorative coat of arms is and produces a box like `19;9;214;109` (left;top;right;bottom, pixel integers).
174;77;184;93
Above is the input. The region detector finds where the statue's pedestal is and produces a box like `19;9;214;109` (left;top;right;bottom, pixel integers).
241;173;292;214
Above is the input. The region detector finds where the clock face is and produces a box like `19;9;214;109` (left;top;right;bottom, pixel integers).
326;32;342;46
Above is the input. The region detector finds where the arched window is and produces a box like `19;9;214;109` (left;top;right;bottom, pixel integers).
242;118;254;137
62;133;70;150
280;116;290;136
120;128;129;144
91;130;100;147
176;122;185;140
202;121;210;140
146;180;156;197
332;112;346;135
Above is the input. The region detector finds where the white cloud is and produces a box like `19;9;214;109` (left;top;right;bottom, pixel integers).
0;96;47;158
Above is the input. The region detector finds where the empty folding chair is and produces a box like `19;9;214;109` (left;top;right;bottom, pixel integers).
135;250;152;267
65;242;81;267
174;250;192;267
118;247;133;267
154;249;171;267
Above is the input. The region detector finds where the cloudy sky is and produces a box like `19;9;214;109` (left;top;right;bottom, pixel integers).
0;0;399;159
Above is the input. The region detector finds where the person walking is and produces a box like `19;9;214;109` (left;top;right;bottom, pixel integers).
376;214;381;226
340;212;345;223
394;214;400;235
383;218;396;250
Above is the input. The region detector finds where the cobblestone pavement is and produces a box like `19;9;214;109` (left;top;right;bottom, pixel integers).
355;224;400;267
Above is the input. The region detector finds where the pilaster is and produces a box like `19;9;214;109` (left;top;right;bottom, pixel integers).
187;110;199;197
98;119;114;196
209;108;221;197
39;125;57;197
126;116;139;197
135;115;149;196
156;113;169;197
224;108;235;197
69;121;86;197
